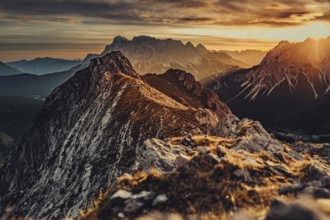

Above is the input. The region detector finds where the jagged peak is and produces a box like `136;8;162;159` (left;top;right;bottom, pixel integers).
112;35;129;44
302;37;328;44
274;40;290;49
162;69;202;95
164;38;185;45
185;41;194;48
164;68;196;82
132;35;157;42
83;53;97;62
89;51;140;79
144;68;230;116
304;37;316;43
196;43;207;51
112;35;186;44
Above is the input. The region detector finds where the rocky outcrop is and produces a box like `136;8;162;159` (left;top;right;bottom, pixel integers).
82;122;330;219
265;198;330;220
0;52;234;219
143;69;231;120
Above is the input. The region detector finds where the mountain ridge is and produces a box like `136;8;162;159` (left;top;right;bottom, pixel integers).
0;51;234;218
100;35;247;80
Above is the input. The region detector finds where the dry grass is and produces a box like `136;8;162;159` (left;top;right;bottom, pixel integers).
80;134;330;220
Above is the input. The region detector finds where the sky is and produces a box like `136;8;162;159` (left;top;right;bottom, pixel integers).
1;0;330;61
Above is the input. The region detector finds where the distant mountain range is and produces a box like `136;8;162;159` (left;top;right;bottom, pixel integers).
0;62;22;76
4;36;250;80
7;57;82;75
221;50;267;67
0;36;251;98
209;37;330;135
100;36;248;80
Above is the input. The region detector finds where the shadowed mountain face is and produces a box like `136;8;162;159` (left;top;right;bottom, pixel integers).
0;69;79;161
101;36;247;80
0;62;22;76
0;96;43;164
208;37;330;135
0;59;82;99
7;58;82;75
0;51;235;218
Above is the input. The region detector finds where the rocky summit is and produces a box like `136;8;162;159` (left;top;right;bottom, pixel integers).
0;51;235;219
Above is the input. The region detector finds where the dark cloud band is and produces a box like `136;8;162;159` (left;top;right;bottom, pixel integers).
0;0;328;26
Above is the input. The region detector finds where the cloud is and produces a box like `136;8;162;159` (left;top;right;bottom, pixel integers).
0;0;329;27
139;0;208;8
0;0;141;25
212;0;330;26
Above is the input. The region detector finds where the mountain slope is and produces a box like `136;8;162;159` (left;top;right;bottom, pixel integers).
7;57;82;75
0;62;22;76
208;37;330;133
239;39;330;101
101;36;246;80
0;52;234;218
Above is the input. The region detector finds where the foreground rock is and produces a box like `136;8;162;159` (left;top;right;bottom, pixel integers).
265;198;330;220
82;126;330;219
